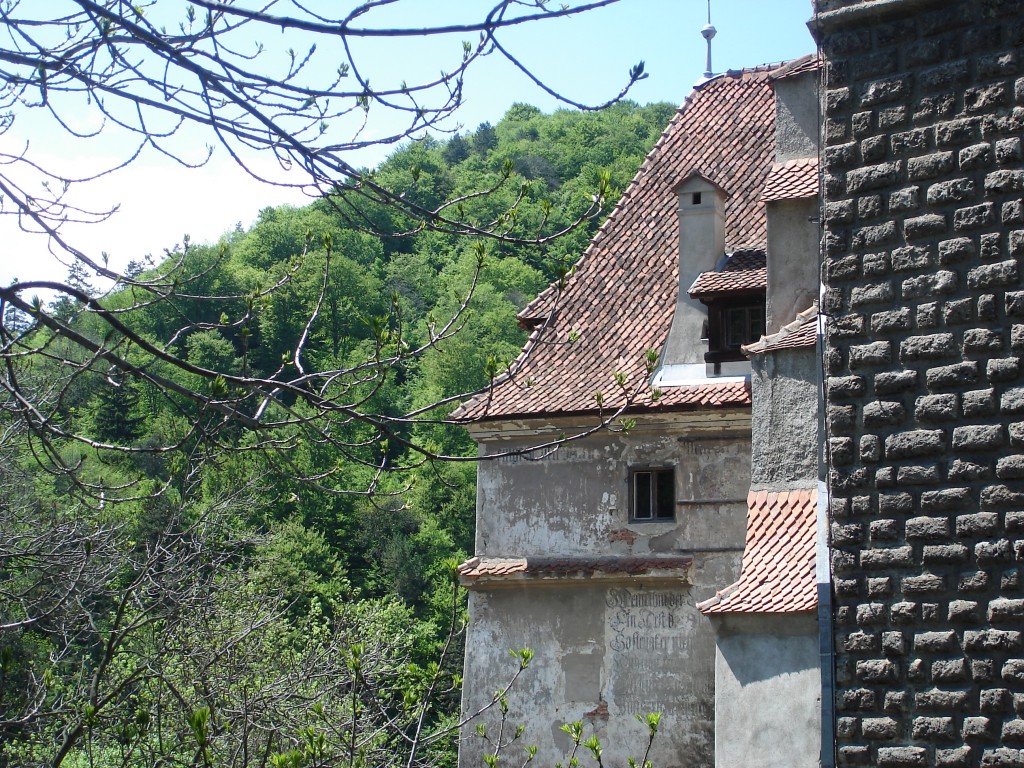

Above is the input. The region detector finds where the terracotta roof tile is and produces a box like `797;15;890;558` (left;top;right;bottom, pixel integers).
457;555;693;582
697;488;818;614
743;304;818;355
454;67;777;421
761;158;820;202
688;249;767;297
769;54;822;80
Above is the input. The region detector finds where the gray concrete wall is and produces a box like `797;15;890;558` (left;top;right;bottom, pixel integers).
766;197;820;334
710;612;821;768
774;70;820;164
751;348;820;489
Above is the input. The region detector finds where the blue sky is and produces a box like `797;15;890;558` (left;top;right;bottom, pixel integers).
0;0;816;287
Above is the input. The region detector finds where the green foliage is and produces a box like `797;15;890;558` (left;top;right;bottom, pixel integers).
1;98;674;767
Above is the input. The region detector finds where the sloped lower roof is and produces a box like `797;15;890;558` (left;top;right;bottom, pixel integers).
761;158;820;201
698;488;818;614
688;249;767;298
770;54;822;80
457;555;692;584
743;304;818;355
454;67;777;422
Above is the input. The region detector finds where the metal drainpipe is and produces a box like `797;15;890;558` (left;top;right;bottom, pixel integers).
815;29;837;766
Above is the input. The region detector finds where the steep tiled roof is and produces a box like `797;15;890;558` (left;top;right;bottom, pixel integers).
688;249;767;298
761;158;820;201
457;555;692;583
697;488;818;614
455;67;777;421
743;304;818;355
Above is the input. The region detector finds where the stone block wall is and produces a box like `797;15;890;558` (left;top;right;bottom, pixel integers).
817;0;1024;765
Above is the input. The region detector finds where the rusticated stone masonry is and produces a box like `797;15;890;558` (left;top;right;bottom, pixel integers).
816;0;1024;766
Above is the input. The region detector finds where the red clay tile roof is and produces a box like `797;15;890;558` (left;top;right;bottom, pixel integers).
697;488;818;614
743;304;818;355
688;249;767;298
761;158;820;202
454;67;777;421
770;54;822;80
457;555;693;583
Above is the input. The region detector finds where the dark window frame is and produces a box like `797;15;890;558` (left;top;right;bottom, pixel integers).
703;294;766;364
629;466;676;522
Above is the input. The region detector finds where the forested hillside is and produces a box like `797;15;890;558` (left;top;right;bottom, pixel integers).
0;99;674;768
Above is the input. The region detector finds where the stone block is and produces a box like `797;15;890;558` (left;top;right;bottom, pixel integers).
916;394;958;422
964;716;997;740
863;400;905;425
968;260;1020;289
914;630;959;653
849;341;893;368
989;598;1024;622
900;333;956;360
956;512;1000;537
909;151;956;180
907;516;951;540
925;548;970;565
949;600;980;621
962;388;996;416
876;370;918;393
954;203;996;231
961;142;994;169
861;546;915;568
872;308;911;332
877;747;927;767
997;454;1024;479
952;425;1005;450
928;178;976;204
889;186;920;212
916;688;971;711
944;298;974;325
913;716;957;739
926;362;978;390
851;282;894;307
965;630;1022;651
848;161;902;193
1003;387;1024;413
886;429;945;458
964;328;1004;352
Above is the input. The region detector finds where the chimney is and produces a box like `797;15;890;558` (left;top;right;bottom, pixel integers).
656;173;726;384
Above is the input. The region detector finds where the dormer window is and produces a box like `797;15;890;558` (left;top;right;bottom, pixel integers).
688;249;767;365
707;297;767;362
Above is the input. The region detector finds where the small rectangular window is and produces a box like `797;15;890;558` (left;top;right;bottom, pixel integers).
723;303;766;349
630;468;675;522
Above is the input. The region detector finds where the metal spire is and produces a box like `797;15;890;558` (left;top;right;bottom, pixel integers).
701;0;716;79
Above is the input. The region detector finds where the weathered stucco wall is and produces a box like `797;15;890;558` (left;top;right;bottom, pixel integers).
474;420;750;557
766;198;821;334
461;415;750;768
462;581;734;768
751;348;820;489
775;69;821;164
